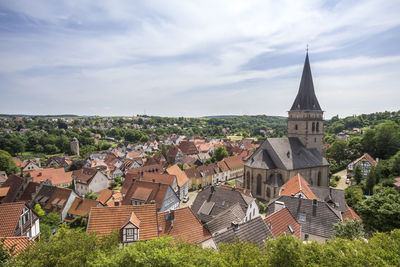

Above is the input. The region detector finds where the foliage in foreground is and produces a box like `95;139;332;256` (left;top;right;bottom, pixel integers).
10;228;400;267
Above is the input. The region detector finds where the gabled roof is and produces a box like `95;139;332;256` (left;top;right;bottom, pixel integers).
0;236;33;255
44;187;73;212
67;197;99;217
0;202;25;236
87;204;159;240
290;53;322;111
19;182;40;203
33;184;56;204
166;165;189;187
141;172;176;187
222;156;244;170
342;206;362;223
205;203;246;234
196;164;216;177
97;189;113;205
72;168;98;183
122;211;141;228
280;173;317;200
178;141;198;155
309;186;346;213
30;168;72;186
351;153;377;167
267;196;342;239
0;175;24;203
264;207;301;238
184;167;202;179
158;207;212;243
213;216;273;248
245;137;328;170
191;186;254;223
122;180;170;211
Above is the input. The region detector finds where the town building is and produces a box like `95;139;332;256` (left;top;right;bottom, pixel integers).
347;153;377;178
73;168;109;196
244;53;329;201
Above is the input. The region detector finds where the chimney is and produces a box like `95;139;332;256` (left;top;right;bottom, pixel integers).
312;199;317;206
232;186;236;191
291;193;295;198
152;178;156;183
274;201;285;212
158;182;162;188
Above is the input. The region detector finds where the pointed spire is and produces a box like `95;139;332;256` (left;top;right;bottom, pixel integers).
290;52;321;111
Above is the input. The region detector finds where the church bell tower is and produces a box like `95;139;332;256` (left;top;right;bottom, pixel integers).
287;52;324;154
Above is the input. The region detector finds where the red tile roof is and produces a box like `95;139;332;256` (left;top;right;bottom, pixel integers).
68;197;99;217
222;156;244;170
178;141;198;155
0;175;24;203
43;187;73;212
141;172;176;187
279;173;317;200
264;207;301;239
0;202;25;236
87;204;159;240
72;168;98;183
166;165;189;187
19;182;40;203
1;236;33;255
158;207;211;243
0;187;10;197
30;168;72;186
342;206;362;223
122;181;169;211
97;189;113;205
352;153;377;167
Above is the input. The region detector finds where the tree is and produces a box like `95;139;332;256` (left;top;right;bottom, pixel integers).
354;165;363;184
0;150;19;175
333;219;364;240
344;186;364;208
33;204;44;217
84;192;98;200
365;166;377;195
390;151;400;177
357;188;400;232
326;139;348;164
374;121;400;159
212;146;228;162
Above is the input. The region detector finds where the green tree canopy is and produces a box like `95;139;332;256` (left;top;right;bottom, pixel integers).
0;150;19;175
333;219;364;240
358;188;400;232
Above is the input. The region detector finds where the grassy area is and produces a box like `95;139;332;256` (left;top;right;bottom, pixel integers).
224;180;236;186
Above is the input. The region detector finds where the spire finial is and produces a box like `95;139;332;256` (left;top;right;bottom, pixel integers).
306;44;309;54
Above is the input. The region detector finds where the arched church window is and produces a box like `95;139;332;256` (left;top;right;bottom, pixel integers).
312;122;315;132
267;187;271;198
317;172;322;186
316;122;320;132
256;174;262;195
295;124;298;130
246;171;250;189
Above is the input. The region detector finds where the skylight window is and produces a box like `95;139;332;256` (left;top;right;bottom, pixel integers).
288;224;294;233
221;200;225;206
299;214;306;222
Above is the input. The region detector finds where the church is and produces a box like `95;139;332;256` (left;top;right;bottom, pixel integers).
244;52;330;201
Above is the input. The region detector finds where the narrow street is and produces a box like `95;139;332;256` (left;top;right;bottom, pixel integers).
334;169;349;190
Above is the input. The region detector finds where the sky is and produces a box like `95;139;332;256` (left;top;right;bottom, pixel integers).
0;0;400;119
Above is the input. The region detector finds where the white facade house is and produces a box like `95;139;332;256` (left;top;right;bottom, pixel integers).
73;168;109;196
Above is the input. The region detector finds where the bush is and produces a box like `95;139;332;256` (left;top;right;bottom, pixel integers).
335;175;341;182
330;179;338;187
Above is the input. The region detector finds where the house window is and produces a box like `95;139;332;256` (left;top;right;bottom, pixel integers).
124;227;139;243
317;172;322;186
312;122;315;132
299;214;306;222
295;124;298;130
256;174;262;195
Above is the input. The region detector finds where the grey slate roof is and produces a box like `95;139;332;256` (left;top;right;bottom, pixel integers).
191;186;253;223
213;216;273;248
245;137;328;170
290;53;322;111
33;184;56;204
205;203;246;234
267;196;342;239
310;186;346;213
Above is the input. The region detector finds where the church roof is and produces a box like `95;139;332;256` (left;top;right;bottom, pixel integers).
244;137;328;170
290;53;322;111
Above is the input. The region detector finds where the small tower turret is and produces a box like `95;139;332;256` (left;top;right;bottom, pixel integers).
70;137;80;156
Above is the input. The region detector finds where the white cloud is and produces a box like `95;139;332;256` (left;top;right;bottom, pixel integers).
0;0;400;117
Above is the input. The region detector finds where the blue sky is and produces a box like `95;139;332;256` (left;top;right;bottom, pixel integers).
0;0;400;118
